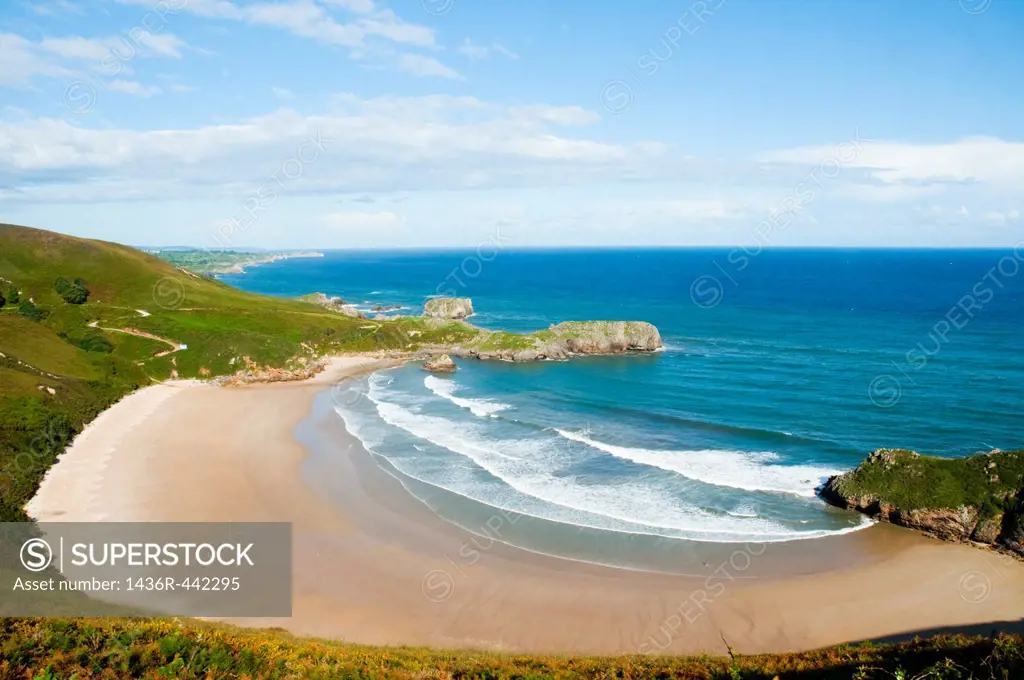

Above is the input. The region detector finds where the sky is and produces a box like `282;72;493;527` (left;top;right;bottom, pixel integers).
1;0;1022;249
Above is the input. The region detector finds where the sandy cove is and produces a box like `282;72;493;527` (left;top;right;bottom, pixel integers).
27;356;1024;655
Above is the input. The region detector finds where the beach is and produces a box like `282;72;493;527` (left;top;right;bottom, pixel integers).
27;357;1024;655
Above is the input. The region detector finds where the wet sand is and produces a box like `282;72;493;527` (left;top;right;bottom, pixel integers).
27;357;1024;655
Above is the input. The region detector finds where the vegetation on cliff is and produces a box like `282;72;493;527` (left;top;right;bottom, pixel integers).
1;618;1022;679
820;448;1024;554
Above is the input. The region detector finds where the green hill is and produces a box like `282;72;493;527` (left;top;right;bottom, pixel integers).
0;224;443;521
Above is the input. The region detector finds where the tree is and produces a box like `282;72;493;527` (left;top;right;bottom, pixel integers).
54;276;89;304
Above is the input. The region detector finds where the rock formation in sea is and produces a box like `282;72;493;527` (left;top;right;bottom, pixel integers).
424;297;474;319
422;354;457;372
820;448;1023;557
298;292;367;318
446;320;662;362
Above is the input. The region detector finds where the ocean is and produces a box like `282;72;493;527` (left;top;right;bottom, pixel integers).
225;248;1024;569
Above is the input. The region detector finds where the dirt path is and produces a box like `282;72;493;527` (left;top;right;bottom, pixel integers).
86;319;186;358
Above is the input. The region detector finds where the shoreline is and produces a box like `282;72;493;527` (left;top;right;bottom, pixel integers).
26;357;1024;655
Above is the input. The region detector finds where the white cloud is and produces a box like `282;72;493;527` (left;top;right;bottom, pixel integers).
106;80;162;97
39;36;118;61
29;0;83;16
321;0;376;12
983;209;1021;223
762;137;1024;187
272;86;296;100
396;54;462;80
1;30;192;91
457;39;519;60
0;33;71;87
324;210;406;229
0;94;663;203
117;0;436;48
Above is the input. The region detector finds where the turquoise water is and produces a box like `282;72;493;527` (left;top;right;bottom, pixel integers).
226;249;1024;560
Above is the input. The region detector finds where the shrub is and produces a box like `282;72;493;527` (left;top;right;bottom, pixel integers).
54;276;89;304
57;330;114;354
4;285;19;304
18;301;48;322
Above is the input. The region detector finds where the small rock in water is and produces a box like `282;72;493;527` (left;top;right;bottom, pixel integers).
422;354;457;373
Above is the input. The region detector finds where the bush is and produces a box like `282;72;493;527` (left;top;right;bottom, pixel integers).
57;329;114;354
54;276;89;304
4;285;19;304
18;301;48;322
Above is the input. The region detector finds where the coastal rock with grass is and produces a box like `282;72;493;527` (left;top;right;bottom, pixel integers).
422;354;457;372
820;448;1024;556
298;292;366;318
424;297;474;319
444;320;662;362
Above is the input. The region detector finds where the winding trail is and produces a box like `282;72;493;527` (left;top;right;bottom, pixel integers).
87;311;186;358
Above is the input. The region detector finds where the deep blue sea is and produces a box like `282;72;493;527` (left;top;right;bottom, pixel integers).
225;249;1024;564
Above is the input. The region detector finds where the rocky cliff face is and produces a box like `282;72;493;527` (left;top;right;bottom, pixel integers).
820;448;1024;557
424;297;474;319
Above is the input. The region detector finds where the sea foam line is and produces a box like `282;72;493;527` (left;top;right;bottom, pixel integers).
424;375;510;418
357;375;866;542
554;429;840;498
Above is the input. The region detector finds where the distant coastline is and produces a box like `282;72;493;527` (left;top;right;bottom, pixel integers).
149;248;324;276
212;251;324;275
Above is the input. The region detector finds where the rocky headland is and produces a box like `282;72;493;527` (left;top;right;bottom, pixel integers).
820;448;1024;557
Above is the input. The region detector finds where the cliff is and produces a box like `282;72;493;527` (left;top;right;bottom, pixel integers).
424;297;474;319
820;448;1024;556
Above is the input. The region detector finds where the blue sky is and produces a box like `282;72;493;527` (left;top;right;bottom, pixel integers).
1;0;1022;249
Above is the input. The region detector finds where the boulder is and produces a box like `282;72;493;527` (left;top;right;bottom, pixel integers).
424;297;474;319
422;354;457;373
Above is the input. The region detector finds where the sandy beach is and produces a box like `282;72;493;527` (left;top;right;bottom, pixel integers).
27;356;1024;655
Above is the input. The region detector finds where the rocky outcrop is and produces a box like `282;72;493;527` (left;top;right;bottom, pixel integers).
213;358;329;386
445;321;663;363
820;448;1024;558
542;321;662;354
299;292;366;318
424;297;474;319
422;354;456;372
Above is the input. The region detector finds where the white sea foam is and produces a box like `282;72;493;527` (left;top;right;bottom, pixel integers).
554;429;839;498
350;374;869;542
424;375;510;418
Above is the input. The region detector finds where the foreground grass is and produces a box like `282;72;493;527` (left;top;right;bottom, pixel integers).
0;619;1021;680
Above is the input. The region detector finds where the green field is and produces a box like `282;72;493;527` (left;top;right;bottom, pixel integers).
1;618;1021;679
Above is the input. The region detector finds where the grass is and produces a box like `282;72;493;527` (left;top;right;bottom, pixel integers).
0;618;1021;679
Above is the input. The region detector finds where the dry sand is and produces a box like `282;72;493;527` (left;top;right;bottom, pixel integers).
27;356;1024;655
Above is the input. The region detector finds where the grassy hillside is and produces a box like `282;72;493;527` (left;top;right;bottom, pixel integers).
0;224;455;521
1;618;1021;679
